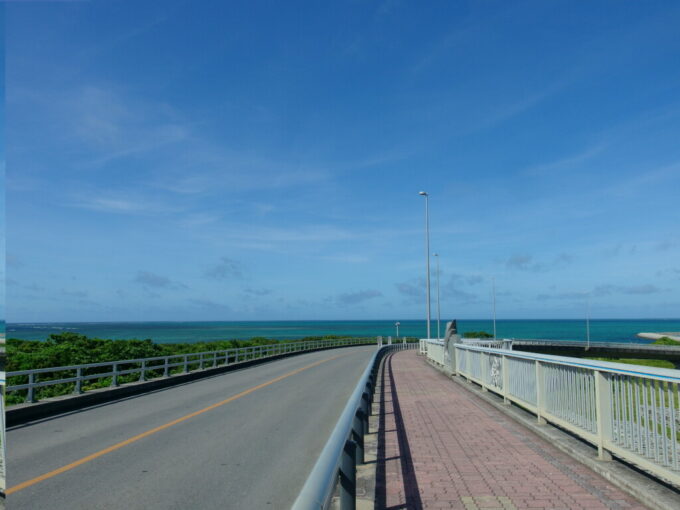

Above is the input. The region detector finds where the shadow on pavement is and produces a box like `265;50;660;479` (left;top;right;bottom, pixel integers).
374;352;423;510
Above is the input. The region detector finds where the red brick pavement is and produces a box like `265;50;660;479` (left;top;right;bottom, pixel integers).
375;350;649;510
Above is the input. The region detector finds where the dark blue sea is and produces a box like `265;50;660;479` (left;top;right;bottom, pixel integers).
6;319;680;344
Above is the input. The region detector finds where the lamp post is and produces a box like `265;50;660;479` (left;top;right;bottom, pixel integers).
395;321;400;339
586;293;591;350
419;191;431;339
492;276;497;340
433;253;441;340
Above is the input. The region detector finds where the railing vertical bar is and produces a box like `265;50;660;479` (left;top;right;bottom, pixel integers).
635;378;643;455
643;378;651;458
668;383;678;470
661;382;670;467
652;380;660;463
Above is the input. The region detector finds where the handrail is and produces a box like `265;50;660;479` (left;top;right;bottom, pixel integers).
292;342;417;510
458;344;680;381
7;338;377;404
449;343;680;487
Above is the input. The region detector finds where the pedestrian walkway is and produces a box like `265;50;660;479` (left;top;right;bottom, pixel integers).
375;350;649;510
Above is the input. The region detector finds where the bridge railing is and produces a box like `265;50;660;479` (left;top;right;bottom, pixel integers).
6;338;376;405
450;343;680;488
292;342;417;510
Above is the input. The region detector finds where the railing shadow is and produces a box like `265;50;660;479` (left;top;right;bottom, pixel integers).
374;352;423;510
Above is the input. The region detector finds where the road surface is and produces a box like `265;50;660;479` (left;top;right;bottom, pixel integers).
7;346;375;509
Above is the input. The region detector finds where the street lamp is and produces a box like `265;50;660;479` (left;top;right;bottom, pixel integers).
395;321;400;338
492;276;497;340
419;191;431;339
433;253;441;340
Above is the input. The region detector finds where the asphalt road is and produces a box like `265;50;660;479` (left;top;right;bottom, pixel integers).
7;346;375;509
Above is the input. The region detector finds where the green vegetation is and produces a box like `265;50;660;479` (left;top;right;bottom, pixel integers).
652;336;680;346
6;333;419;405
462;331;493;339
586;357;675;369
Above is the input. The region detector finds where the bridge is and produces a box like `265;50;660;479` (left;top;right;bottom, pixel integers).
5;337;680;509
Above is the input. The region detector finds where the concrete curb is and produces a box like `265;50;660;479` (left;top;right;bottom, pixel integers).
7;345;367;427
423;356;680;510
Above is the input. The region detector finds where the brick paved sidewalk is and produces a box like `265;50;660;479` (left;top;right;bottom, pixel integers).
375;350;649;510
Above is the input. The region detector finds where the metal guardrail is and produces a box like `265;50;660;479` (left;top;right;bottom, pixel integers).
423;339;680;487
7;338;375;404
292;342;417;510
0;371;5;493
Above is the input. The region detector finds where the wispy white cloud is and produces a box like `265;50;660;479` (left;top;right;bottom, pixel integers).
606;161;680;197
523;144;607;177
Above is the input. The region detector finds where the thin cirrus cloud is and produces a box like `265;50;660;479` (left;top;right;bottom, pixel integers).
538;284;666;301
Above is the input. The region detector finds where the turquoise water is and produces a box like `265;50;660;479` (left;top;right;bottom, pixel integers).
6;319;680;343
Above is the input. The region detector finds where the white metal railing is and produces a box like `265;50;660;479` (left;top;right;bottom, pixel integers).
460;338;511;349
448;344;680;488
7;338;375;405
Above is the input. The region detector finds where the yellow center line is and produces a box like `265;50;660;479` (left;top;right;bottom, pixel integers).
7;352;349;495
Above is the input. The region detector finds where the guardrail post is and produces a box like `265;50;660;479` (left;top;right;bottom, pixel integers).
28;373;36;403
75;367;83;394
184;355;189;373
139;360;146;382
113;363;119;387
340;440;357;510
594;370;613;461
362;391;370;424
164;357;169;377
213;353;217;368
353;411;364;464
535;361;546;425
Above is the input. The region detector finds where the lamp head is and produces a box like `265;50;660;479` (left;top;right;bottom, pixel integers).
419;191;428;196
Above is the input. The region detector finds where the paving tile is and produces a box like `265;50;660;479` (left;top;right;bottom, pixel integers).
375;351;650;510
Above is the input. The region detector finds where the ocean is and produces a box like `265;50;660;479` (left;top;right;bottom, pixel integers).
5;319;680;344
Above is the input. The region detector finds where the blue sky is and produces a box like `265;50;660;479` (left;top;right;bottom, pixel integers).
5;0;680;322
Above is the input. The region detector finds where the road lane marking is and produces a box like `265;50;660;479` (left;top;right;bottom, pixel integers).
7;351;356;495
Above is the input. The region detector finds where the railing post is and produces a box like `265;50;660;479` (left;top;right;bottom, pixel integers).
184;355;189;373
480;351;488;391
139;360;146;382
164;357;169;377
594;370;613;461
113;363;119;387
28;373;36;403
340;440;357;510
213;352;217;368
536;361;546;424
502;354;510;405
75;367;83;394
